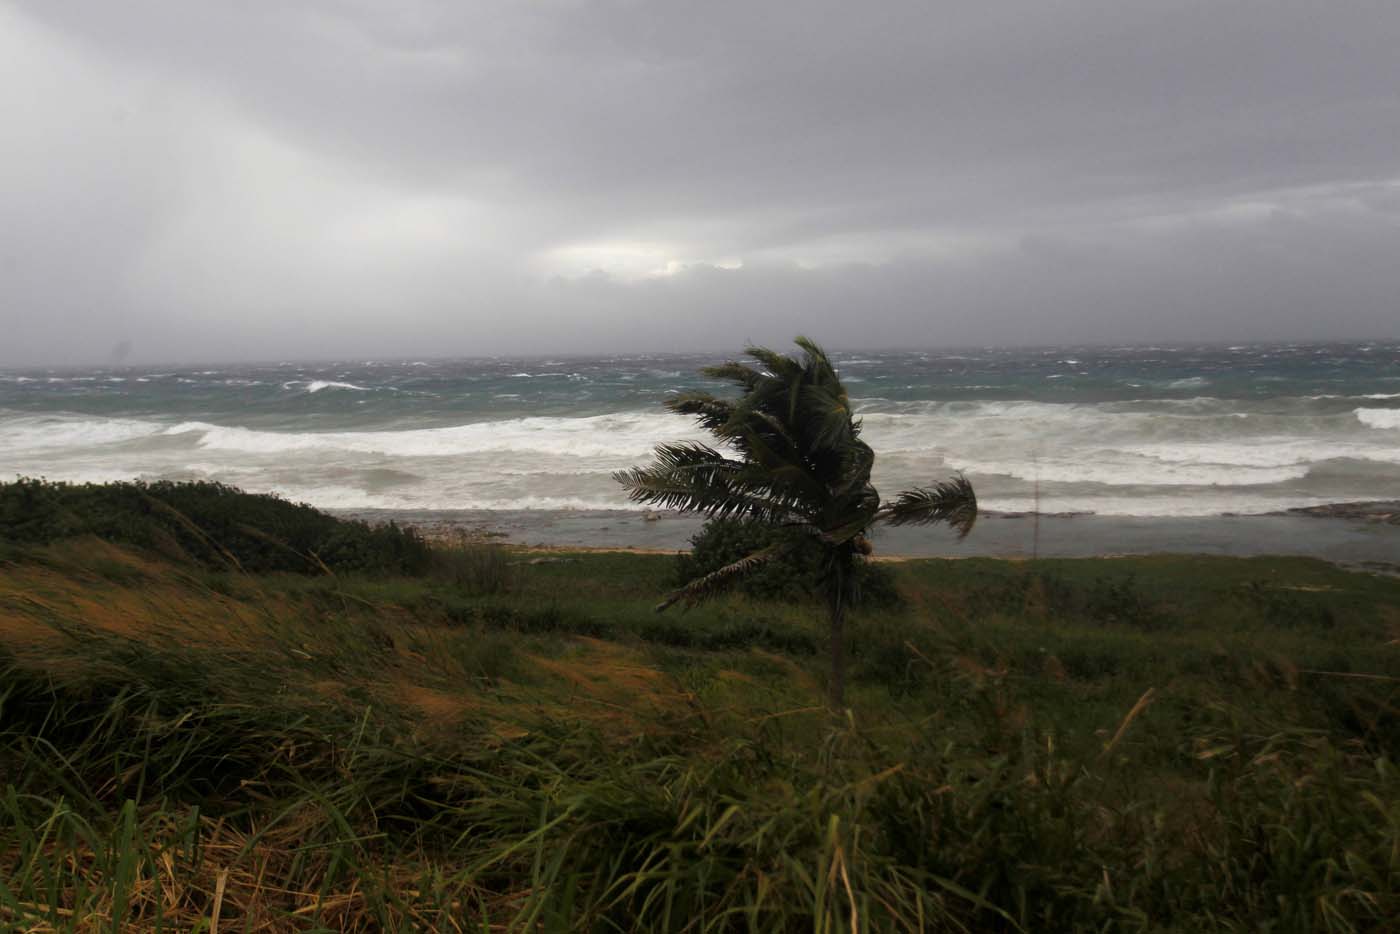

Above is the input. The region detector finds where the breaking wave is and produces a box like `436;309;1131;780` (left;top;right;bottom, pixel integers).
1356;407;1400;430
282;380;371;393
4;392;1400;516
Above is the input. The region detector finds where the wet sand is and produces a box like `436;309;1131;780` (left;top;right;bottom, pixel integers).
343;505;1400;569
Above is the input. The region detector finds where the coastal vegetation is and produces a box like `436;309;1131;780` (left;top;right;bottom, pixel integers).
615;338;977;707
0;478;430;575
2;480;1398;930
675;518;903;610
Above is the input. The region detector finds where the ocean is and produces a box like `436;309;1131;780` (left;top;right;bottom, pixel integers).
2;342;1398;522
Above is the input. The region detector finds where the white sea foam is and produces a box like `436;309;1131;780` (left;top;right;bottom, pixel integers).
307;380;369;393
955;455;1311;487
982;493;1340;518
1356;408;1400;430
0;416;165;450
5;390;1400;515
164;413;704;459
276;379;370;393
1305;392;1400;401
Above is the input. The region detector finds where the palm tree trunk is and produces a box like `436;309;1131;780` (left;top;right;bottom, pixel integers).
827;579;847;710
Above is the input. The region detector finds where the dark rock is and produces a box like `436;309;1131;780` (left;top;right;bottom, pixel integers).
1273;501;1400;525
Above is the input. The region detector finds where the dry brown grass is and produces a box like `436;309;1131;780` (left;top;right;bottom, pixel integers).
0;812;519;933
0;542;710;760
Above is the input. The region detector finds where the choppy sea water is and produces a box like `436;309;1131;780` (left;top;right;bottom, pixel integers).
2;343;1398;519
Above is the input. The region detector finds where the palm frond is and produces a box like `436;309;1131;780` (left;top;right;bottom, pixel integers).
834;441;876;496
792;335;834;369
705;394;809;471
701;361;766;391
878;473;978;539
744;346;803;382
666;391;736;434
721;404;805;470
800;383;856;450
655;543;786;611
816;484;882;545
612;442;804;524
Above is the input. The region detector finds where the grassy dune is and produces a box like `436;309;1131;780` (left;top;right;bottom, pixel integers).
1;486;1399;930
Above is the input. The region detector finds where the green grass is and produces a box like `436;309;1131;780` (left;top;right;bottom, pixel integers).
1;508;1399;930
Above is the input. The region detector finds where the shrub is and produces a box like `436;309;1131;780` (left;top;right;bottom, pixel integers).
431;542;514;595
1235;579;1337;629
675;518;902;608
0;478;431;576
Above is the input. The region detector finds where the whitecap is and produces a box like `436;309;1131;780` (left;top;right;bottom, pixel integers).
0;415;167;450
1356;408;1400;430
150;412;700;460
281;380;370;393
308;380;369;393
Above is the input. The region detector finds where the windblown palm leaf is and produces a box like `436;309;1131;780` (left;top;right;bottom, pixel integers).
654;542;787;611
615;337;978;707
612;442;809;525
879;473;979;539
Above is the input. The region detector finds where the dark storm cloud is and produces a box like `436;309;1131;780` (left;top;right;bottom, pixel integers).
3;0;1399;364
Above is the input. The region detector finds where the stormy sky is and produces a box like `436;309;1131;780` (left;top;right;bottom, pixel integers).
3;1;1399;365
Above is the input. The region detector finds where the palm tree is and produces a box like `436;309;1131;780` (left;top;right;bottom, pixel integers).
614;337;977;709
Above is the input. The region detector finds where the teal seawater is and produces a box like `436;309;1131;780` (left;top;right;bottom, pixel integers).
2;342;1397;517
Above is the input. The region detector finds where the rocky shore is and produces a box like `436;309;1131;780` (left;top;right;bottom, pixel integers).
1273;501;1400;525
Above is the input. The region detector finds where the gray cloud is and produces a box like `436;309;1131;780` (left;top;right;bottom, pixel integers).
3;0;1399;364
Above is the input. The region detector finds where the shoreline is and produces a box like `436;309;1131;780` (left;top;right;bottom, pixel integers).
341;500;1400;569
